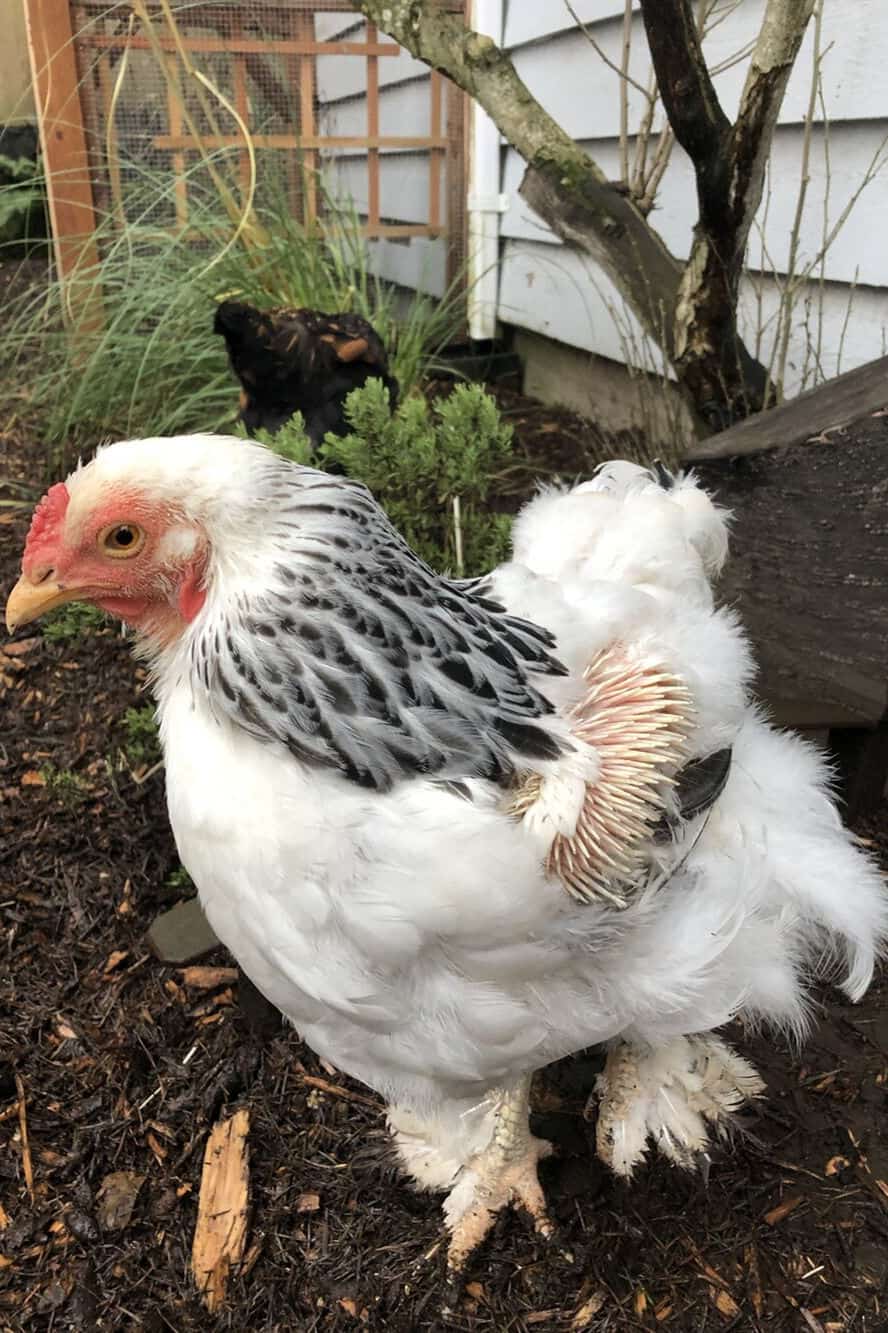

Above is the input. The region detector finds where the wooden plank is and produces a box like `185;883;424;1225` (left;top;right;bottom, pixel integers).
85;34;401;56
692;417;888;729
366;23;380;229
24;0;100;301
153;133;449;150
686;353;888;461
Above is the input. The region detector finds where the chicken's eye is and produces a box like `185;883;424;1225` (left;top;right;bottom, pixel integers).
98;522;146;559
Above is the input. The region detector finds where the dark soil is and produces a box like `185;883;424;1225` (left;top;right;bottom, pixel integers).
2;400;888;1333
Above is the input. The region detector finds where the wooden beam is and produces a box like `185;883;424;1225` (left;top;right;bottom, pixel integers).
85;34;401;56
693;418;888;729
153;133;448;151
366;23;380;231
686;353;888;461
24;0;100;302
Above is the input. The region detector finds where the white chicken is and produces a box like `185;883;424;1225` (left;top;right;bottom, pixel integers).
7;437;887;1284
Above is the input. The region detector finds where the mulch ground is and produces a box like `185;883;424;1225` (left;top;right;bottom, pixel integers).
2;386;888;1333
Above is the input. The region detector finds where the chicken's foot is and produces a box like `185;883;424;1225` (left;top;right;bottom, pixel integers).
593;1034;764;1176
442;1076;558;1293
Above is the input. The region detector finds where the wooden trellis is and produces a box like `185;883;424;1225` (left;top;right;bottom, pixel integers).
25;0;468;291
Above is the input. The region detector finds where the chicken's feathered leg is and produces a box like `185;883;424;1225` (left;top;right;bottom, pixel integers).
593;1035;765;1176
442;1076;555;1281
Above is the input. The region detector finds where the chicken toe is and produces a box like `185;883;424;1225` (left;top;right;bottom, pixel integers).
593;1034;764;1176
442;1078;555;1283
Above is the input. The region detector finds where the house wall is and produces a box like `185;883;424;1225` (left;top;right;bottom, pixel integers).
497;0;888;407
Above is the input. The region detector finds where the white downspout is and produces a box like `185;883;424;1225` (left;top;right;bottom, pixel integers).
467;0;507;342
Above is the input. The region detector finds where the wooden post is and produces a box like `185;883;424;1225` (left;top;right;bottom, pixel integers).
366;21;380;232
429;71;442;234
24;0;101;307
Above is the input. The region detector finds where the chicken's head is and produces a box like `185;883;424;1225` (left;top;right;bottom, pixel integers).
5;442;215;643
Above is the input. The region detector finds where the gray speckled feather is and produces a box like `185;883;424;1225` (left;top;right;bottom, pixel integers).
190;467;568;791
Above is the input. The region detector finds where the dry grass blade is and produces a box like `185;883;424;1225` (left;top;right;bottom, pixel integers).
192;1108;251;1312
14;1074;34;1205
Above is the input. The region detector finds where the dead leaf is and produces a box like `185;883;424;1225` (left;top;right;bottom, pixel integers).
634;1289;648;1315
572;1290;607;1327
655;1303;673;1322
55;1020;77;1041
296;1192;320;1213
825;1156;850;1176
764;1195;803;1225
96;1171;145;1231
0;1203;9;1229
192;1109;250;1312
20;770;45;787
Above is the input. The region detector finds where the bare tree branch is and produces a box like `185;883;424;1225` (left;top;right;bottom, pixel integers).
350;0;813;431
641;0;815;420
349;0;686;364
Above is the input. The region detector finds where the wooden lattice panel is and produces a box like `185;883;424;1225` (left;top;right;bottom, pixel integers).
25;0;468;292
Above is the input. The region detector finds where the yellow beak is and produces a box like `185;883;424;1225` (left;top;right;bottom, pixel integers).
5;574;84;634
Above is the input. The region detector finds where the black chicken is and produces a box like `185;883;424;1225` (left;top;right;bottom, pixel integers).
213;299;399;446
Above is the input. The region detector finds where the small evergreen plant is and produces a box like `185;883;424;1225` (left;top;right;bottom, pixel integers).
261;380;515;577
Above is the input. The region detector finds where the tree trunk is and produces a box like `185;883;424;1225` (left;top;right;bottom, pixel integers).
641;0;815;426
351;1;814;434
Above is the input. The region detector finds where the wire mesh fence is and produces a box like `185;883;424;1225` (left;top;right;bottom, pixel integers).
28;0;468;304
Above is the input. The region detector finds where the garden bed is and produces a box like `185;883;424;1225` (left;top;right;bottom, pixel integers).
2;399;888;1332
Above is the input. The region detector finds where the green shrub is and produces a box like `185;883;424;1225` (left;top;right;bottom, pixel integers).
260;380;514;577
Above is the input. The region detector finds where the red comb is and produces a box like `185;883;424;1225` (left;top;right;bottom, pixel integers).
23;482;70;571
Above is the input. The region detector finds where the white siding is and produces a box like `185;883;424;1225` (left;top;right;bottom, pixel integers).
496;0;888;394
313;15;448;296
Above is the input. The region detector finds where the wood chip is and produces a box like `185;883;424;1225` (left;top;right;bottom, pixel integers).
96;1171;145;1231
295;1192;320;1213
2;637;40;657
102;950;129;976
571;1290;607;1327
712;1288;740;1318
178;966;239;990
192;1109;250;1312
20;770;45;787
825;1156;850;1176
764;1195;803;1225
